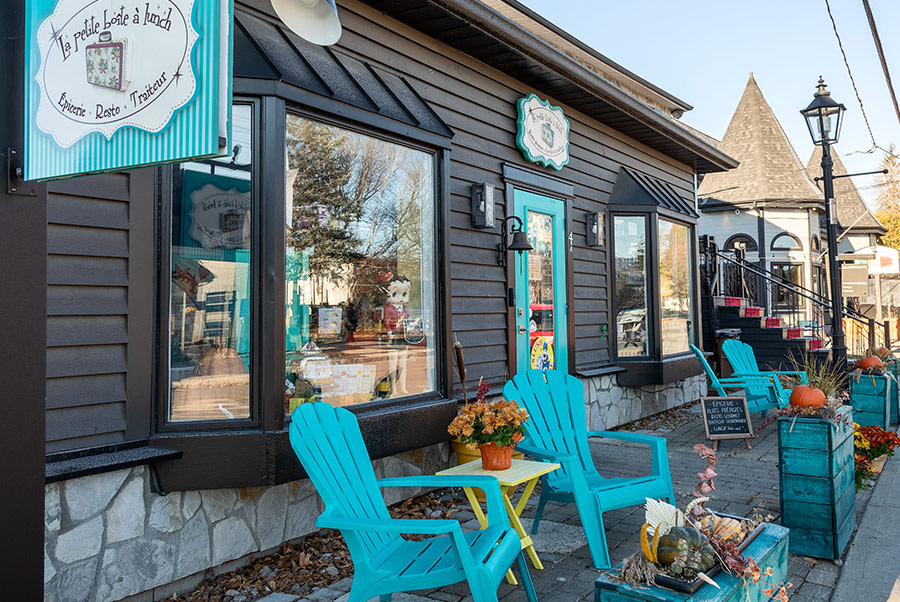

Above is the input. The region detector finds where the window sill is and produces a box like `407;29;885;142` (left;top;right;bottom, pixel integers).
574;365;627;379
46;441;183;484
150;396;458;491
614;353;702;386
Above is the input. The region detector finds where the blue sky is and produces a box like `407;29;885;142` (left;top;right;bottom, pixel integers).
518;0;900;206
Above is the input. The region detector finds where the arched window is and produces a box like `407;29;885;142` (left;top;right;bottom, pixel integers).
771;232;803;250
811;235;821;251
724;234;758;252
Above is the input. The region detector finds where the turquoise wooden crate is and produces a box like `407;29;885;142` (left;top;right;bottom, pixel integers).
890;363;899;424
849;374;891;429
777;407;855;559
594;523;789;602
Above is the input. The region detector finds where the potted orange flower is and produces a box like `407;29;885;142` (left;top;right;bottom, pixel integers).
448;384;529;470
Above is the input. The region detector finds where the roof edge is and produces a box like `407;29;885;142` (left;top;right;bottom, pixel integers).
425;0;739;172
487;0;693;113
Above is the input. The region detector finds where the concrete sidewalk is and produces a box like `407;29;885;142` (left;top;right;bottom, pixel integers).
832;438;900;602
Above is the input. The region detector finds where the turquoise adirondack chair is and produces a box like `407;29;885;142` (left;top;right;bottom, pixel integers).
502;369;676;570
689;344;781;415
722;339;807;407
289;403;538;602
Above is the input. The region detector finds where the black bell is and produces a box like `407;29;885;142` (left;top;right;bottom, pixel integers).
508;230;533;254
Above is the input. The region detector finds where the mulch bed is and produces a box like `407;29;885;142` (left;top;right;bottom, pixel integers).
617;401;699;432
163;491;462;602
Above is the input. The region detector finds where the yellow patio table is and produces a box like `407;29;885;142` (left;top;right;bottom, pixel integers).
437;458;559;584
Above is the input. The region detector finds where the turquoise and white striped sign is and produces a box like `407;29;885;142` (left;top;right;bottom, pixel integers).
25;0;232;181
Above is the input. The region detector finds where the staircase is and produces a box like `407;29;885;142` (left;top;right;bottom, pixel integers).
708;296;828;371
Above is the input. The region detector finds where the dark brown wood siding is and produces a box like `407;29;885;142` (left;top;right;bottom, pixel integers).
46;174;132;452
335;0;697;391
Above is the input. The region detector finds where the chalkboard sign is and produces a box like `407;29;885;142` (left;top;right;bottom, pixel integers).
700;396;754;449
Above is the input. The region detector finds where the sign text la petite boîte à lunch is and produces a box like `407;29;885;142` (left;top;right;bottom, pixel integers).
26;0;232;181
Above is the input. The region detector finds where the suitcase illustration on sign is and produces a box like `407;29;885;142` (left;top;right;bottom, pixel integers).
85;31;130;91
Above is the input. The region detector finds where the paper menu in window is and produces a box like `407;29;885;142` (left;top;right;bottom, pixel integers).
318;308;342;335
332;364;364;396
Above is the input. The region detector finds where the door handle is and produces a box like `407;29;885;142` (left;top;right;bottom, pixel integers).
518;325;527;334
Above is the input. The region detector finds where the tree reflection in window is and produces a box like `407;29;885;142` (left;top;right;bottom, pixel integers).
284;116;436;411
614;216;648;357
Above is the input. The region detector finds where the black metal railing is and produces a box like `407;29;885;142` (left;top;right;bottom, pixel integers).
699;238;889;357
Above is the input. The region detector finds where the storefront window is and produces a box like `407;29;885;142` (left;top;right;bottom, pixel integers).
659;219;693;355
167;105;254;422
284;115;436;411
614;216;648;357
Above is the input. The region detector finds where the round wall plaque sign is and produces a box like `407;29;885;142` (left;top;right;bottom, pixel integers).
515;94;570;171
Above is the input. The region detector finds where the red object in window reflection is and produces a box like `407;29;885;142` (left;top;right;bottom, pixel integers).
529;304;554;349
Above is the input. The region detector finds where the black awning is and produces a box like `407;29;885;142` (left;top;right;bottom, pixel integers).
609;167;699;219
234;11;454;142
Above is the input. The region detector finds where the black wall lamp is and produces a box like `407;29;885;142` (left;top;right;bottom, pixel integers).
586;211;605;247
497;215;533;266
471;183;495;228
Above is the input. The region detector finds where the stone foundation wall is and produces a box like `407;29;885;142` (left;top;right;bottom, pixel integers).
583;374;707;430
44;444;449;602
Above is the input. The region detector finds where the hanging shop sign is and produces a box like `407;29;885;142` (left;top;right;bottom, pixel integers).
25;0;233;181
841;264;869;297
516;94;570;171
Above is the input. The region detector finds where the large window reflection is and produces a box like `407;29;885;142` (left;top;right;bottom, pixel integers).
168;105;253;422
284;115;436;411
615;216;648;357
659;219;693;355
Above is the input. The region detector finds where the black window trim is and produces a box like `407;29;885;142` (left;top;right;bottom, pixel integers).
608;207;702;385
771;232;803;251
146;91;455;491
724;233;758;252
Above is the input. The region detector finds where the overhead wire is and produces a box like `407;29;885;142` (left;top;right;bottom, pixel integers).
824;0;878;151
862;0;900;128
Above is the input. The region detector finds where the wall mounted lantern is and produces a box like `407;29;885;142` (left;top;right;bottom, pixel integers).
496;215;533;266
471;183;495;228
586;210;605;247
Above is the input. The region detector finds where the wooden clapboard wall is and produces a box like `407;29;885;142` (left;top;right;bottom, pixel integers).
45;0;700;452
336;0;698;390
45;170;154;452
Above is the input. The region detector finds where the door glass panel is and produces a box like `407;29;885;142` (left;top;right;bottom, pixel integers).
614;215;648;357
167;104;253;422
659;219;693;355
527;210;556;370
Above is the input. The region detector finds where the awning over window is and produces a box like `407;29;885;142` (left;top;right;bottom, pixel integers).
234;11;454;143
608;167;699;219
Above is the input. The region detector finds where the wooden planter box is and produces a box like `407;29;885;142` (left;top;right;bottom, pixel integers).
849;373;891;429
889;363;899;425
777;407;855;559
595;523;788;602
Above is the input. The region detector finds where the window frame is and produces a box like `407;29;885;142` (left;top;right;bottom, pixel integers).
280;107;449;418
155;97;262;434
771;232;803;251
724;233;758;252
608;206;701;383
771;262;804;308
153;98;452;428
610;212;653;360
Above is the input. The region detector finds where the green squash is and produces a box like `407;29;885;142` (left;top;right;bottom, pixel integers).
655;526;716;573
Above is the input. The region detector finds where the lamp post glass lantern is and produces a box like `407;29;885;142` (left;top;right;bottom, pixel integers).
800;77;847;372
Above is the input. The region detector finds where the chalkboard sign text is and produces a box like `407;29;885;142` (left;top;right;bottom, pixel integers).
700;396;754;449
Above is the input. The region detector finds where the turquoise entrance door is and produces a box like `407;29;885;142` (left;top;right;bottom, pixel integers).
514;190;568;374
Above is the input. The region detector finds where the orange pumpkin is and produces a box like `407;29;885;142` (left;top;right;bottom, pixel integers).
789;384;826;408
858;355;884;371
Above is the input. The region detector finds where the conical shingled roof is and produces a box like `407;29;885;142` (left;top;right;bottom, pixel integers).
807;146;885;234
698;74;822;205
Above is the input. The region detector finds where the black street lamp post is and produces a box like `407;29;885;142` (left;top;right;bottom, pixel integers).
800;77;847;372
